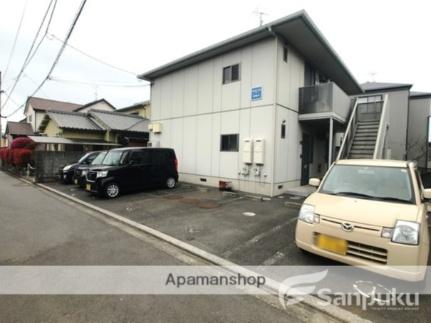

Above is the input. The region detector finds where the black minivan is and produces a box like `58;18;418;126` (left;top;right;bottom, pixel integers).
85;147;178;198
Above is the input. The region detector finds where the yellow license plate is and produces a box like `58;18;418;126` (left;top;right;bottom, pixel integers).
86;184;91;191
316;234;347;255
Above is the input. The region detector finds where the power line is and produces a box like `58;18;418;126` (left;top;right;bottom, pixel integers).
27;0;58;64
49;76;149;88
48;33;138;76
2;0;56;109
5;0;88;119
3;0;29;81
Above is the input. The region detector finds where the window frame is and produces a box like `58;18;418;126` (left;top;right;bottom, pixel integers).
222;64;241;84
220;134;239;152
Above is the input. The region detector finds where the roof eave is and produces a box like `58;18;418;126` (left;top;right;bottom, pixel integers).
137;10;362;95
363;85;413;93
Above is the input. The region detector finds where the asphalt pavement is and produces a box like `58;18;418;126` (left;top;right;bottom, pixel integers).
0;171;303;323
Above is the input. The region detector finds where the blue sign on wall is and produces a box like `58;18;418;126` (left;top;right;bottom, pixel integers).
251;87;262;101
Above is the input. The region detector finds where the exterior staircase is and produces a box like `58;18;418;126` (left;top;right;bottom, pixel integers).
348;121;379;159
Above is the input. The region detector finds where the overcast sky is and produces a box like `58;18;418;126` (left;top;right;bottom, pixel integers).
1;0;430;128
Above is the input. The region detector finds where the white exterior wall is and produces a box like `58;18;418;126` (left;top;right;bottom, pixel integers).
273;40;306;194
149;37;311;196
150;38;281;195
407;98;431;168
386;90;410;160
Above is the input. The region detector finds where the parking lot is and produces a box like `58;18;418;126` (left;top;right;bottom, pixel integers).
45;180;431;322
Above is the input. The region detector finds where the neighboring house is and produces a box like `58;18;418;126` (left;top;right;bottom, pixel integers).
38;109;149;150
138;10;363;196
24;97;82;132
3;121;34;147
23;97;116;133
407;91;431;169
74;98;116;113
38;111;106;151
89;110;150;146
116;101;151;119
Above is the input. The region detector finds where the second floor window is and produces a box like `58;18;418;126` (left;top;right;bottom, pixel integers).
222;64;240;84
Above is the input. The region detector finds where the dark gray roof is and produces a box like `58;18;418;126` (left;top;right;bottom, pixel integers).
89;110;149;132
361;82;412;92
6;121;34;136
117;100;150;113
25;96;82;114
138;10;362;95
74;98;116;112
410;91;431;99
46;111;103;131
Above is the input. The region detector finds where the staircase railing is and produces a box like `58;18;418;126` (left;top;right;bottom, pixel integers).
373;94;389;159
336;98;359;160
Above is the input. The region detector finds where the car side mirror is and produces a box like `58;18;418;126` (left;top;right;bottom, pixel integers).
423;189;431;200
309;178;320;187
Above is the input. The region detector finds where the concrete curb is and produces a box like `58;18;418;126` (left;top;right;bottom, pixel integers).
17;176;369;323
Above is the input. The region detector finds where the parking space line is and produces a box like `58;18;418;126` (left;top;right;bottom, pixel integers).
222;217;298;259
12;174;369;323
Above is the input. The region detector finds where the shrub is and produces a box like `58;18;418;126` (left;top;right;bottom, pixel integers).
10;137;34;149
12;148;33;167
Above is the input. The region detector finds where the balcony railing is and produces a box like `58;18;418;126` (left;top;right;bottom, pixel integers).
298;82;350;120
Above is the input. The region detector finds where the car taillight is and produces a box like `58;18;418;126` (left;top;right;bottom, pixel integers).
174;159;178;171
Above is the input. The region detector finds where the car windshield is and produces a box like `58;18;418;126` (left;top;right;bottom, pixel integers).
91;151;107;165
320;165;414;203
101;150;128;166
78;153;91;164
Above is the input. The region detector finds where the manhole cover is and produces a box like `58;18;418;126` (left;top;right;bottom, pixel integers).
164;194;184;200
243;212;256;217
198;201;220;209
181;198;200;205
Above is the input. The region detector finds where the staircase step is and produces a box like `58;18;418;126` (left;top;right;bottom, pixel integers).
356;128;378;133
358;121;380;125
351;145;375;150
353;137;376;146
355;133;378;138
349;154;373;159
356;125;379;130
349;150;374;155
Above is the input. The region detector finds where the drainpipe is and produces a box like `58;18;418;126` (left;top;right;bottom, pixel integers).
268;27;278;197
328;117;333;167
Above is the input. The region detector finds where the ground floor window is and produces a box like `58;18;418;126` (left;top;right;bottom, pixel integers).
220;134;239;152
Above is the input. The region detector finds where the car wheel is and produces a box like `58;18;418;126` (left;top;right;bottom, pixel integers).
104;183;120;198
166;177;176;189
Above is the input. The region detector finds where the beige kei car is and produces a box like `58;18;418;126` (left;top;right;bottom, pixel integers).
295;159;430;281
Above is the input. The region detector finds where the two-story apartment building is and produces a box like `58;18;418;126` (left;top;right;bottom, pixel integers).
138;11;363;196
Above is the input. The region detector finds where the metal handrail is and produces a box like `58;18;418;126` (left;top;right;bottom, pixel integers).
373;94;389;159
336;98;359;160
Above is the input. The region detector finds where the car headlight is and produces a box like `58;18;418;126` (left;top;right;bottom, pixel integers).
298;204;319;224
63;165;72;171
96;170;108;178
391;221;419;245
